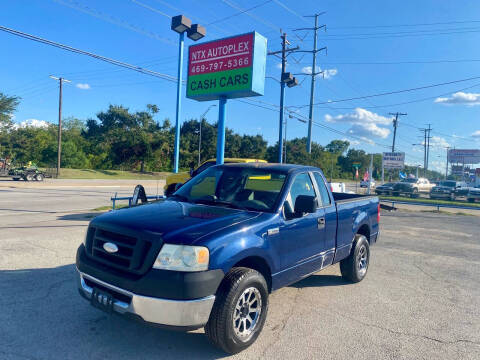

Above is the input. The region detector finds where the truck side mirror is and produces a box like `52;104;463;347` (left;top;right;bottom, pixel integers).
294;195;317;216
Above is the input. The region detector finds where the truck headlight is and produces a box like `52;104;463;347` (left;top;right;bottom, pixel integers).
153;244;209;272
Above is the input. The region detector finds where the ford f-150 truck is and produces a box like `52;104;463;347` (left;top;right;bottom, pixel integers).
76;163;380;354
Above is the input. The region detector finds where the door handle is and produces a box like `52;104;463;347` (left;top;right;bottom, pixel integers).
317;217;325;229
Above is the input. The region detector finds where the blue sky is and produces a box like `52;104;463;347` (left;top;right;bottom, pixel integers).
2;0;480;171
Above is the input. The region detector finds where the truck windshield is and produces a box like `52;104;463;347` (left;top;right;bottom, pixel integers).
401;178;417;183
172;166;287;212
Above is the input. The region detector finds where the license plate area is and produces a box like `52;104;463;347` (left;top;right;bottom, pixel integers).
91;288;114;313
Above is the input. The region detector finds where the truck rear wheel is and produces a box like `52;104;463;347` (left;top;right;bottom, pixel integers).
25;173;34;181
340;234;370;283
205;267;269;354
35;173;44;181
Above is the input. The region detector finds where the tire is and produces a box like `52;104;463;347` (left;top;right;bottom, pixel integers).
392;191;399;197
449;193;455;201
468;198;475;203
12;177;20;181
25;173;34;181
35;173;44;181
340;234;370;283
410;189;418;198
205;267;269;354
164;183;178;197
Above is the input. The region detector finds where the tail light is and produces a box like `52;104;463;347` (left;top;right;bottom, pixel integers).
377;203;381;223
330;184;334;192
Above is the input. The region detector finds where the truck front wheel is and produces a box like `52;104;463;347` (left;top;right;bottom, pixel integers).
205;267;269;354
340;234;370;283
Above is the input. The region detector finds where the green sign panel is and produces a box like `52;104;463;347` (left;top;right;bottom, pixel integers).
186;32;267;101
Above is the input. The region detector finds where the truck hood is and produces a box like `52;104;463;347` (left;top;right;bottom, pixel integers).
90;200;261;244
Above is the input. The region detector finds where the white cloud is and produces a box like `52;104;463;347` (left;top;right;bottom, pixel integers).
430;136;450;148
301;66;338;79
325;108;392;139
472;130;480;138
342;137;360;146
13;119;49;129
434;92;480;106
275;63;282;69
76;83;91;90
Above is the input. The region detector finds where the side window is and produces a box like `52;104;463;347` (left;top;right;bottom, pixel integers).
313;172;331;206
284;173;316;219
192;161;215;177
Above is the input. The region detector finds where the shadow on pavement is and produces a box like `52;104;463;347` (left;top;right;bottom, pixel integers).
0;265;227;360
290;274;349;288
57;213;100;221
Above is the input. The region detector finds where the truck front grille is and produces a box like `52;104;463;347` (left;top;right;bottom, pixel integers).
87;227;152;274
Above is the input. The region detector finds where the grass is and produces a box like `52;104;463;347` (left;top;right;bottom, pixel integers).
55;168;170;180
379;195;480;208
92;204;129;211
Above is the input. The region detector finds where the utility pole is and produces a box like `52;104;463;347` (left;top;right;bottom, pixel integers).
268;33;299;163
426;124;432;173
294;14;326;153
50;76;70;178
388;112;407;152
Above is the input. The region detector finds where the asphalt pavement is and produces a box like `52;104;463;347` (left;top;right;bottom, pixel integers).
0;180;479;359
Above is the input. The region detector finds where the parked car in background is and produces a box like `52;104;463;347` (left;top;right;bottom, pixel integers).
164;158;266;196
467;186;480;203
375;182;395;196
429;181;469;201
76;163;380;353
360;179;376;188
392;177;435;198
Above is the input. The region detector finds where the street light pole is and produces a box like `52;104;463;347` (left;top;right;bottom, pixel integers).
173;31;185;174
171;15;206;173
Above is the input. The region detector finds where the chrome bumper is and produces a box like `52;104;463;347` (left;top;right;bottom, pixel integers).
77;270;215;328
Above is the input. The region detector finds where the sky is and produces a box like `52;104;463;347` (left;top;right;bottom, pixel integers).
2;0;480;172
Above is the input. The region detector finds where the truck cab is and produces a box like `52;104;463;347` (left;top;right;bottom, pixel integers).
76;163;379;354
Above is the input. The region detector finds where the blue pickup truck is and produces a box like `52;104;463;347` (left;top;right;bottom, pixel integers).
76;163;380;353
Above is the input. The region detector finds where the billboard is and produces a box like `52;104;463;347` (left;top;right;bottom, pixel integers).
186;32;267;101
448;149;480;164
383;152;405;169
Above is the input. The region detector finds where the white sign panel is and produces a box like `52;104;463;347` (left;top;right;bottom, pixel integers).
383;152;405;169
448;149;480;164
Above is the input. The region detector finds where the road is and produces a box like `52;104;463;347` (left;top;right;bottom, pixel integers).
0;180;479;359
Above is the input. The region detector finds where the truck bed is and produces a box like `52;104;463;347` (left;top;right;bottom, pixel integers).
331;192;379;262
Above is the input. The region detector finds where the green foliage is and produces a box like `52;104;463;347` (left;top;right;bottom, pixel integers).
0;100;446;180
0;92;20;126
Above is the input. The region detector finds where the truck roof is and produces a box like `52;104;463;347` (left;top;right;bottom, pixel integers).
219;162;319;174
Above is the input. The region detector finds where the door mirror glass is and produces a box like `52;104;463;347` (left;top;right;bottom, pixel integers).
294;195;317;215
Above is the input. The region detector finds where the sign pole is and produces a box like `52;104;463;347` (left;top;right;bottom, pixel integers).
173;32;185;174
381;158;384;184
216;96;227;165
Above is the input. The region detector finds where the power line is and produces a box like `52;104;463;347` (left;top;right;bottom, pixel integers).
0;25;179;83
272;0;309;24
289;75;480;107
317;25;480;38
314;58;480;65
328;19;480;30
207;0;273;25
54;0;175;45
220;0;280;31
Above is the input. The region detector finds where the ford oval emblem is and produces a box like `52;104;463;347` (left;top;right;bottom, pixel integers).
103;242;118;253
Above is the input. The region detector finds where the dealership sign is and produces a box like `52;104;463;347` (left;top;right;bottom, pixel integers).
383;152;405;169
448;149;480;164
186;32;267;101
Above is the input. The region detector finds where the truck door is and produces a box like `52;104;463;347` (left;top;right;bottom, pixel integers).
279;172;327;284
312;172;337;267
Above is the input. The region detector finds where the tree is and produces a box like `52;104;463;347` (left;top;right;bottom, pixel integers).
0;92;20;127
325;140;349;155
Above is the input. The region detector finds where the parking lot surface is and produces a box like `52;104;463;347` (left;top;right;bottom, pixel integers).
1;181;479;359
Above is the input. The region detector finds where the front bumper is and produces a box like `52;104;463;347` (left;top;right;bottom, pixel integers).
77;270;215;329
